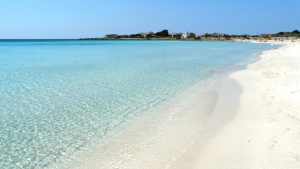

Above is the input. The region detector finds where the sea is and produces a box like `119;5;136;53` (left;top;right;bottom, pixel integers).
0;40;273;168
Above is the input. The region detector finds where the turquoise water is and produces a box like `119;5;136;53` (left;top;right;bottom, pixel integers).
0;40;272;168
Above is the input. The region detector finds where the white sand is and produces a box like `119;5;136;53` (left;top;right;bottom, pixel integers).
69;40;300;169
171;40;300;169
68;80;218;169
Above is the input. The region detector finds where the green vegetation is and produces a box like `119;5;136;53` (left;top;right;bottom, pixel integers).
105;34;117;38
223;34;232;40
188;33;196;38
155;29;169;37
79;29;299;41
292;30;300;34
274;30;300;37
204;33;211;38
129;34;142;38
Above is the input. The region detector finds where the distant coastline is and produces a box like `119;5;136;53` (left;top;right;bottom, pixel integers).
78;37;236;41
79;29;299;41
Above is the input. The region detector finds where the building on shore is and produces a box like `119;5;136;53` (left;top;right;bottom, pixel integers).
170;32;183;38
182;31;196;38
140;31;154;38
260;34;275;40
182;31;190;38
249;36;260;40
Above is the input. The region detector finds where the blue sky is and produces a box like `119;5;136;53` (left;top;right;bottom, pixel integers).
0;0;299;39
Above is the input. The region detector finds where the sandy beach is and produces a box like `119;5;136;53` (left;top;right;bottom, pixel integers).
171;40;300;169
69;40;300;169
2;1;299;168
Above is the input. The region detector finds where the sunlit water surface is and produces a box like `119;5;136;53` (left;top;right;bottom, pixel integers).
0;40;272;168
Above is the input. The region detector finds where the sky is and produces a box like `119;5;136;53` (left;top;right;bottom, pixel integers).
0;0;299;39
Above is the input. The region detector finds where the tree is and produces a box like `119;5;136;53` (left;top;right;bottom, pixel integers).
242;34;247;38
155;29;169;37
204;33;211;38
129;34;142;38
277;32;284;35
223;34;232;40
292;30;300;34
145;34;152;38
105;34;117;38
162;30;169;37
188;33;196;38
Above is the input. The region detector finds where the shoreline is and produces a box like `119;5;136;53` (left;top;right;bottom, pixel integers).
78;38;232;41
68;40;300;169
170;39;300;168
67;44;251;169
68;71;218;169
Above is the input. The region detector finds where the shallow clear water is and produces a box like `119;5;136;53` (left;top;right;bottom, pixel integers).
0;40;272;168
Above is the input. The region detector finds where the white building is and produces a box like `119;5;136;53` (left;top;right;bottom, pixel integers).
182;31;191;38
170;32;183;38
140;31;154;37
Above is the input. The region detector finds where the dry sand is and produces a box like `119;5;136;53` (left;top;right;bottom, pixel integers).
171;40;300;169
69;40;300;169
